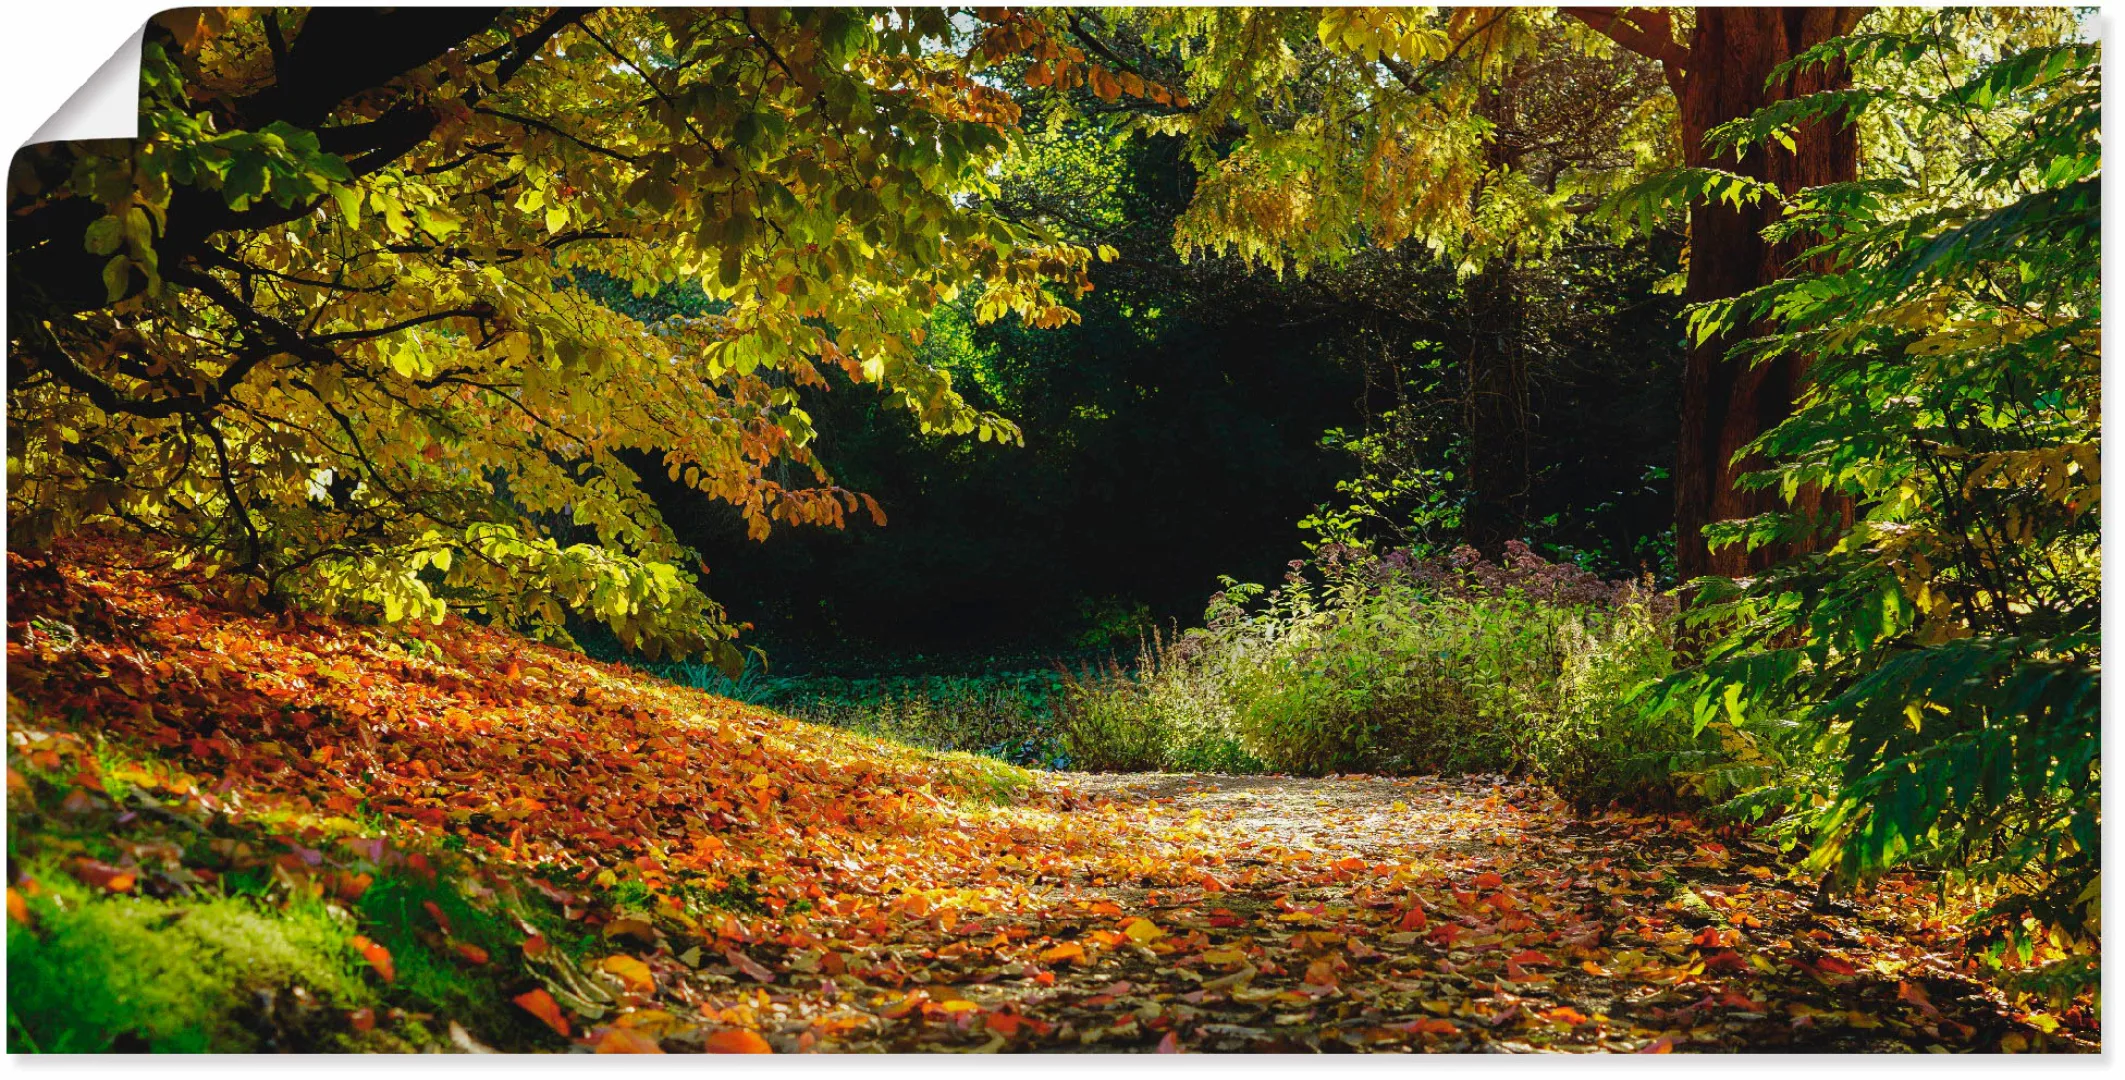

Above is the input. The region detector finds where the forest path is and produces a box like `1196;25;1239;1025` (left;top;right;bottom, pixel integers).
831;771;2079;1053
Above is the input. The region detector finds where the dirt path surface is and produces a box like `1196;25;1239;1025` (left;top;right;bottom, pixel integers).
828;772;2086;1053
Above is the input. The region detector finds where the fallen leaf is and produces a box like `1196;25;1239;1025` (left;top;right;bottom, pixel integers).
593;1026;664;1053
600;954;655;993
348;935;395;983
514;989;570;1037
705;1028;772;1054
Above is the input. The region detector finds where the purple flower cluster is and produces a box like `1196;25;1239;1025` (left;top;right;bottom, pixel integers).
1307;540;1671;615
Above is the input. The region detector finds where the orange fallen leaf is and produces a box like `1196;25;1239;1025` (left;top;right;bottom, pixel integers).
1507;949;1552;966
453;942;490;965
1473;871;1504;889
1897;980;1940;1017
705;1028;773;1054
348;935;395;983
593;1027;664;1053
522;934;550;959
6;887;28;925
513;989;570;1037
1040;941;1086;964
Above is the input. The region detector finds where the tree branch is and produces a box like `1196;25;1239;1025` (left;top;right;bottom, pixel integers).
1563;7;1690;95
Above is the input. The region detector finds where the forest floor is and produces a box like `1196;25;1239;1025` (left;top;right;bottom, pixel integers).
4;540;2095;1053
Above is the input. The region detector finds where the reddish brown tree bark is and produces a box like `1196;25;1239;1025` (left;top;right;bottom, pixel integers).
1566;7;1864;581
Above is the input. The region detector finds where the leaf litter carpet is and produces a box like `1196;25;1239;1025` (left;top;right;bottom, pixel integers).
5;543;2088;1052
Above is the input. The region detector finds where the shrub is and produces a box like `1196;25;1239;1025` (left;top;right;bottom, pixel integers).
1057;631;1261;774
1050;542;1753;800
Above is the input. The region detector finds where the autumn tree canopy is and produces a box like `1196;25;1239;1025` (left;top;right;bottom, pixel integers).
8;7;1146;666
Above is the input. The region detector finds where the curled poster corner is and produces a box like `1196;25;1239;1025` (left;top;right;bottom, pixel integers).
25;24;145;147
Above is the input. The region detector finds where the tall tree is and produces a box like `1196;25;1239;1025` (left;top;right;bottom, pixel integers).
1565;7;1864;579
1091;7;1870;579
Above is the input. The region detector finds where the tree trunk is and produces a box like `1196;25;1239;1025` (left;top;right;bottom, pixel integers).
1671;8;1864;581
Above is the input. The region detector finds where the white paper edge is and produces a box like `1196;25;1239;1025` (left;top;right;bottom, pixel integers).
24;23;144;147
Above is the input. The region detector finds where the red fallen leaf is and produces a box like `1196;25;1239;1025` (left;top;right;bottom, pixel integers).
422;900;453;933
725;947;775;983
514;989;570;1037
69;858;135;893
1402;1018;1458;1036
348;1007;376;1033
1715;989;1764;1011
1702;949;1749;973
705;1028;773;1054
593;1027;664;1054
453;942;490;965
986;1012;1025;1037
1639;1035;1678;1054
1156;1031;1181;1053
348;935;395;982
1398;906;1428;932
1473;871;1504;889
1814;955;1858;976
522;934;550;959
1507;949;1552;966
1430;923;1464;946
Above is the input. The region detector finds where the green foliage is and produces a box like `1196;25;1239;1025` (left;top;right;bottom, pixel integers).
8;862;369;1052
5;731;579;1053
1102;8;1675;276
1049;544;1728;798
11;8;1098;666
767;671;1071;769
1654;13;2099;997
1058;632;1262;774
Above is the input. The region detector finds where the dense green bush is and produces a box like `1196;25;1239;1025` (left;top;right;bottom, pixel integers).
1058;631;1261;774
1050;542;1755;802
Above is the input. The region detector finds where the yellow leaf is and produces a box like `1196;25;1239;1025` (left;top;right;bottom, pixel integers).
601;954;655;993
